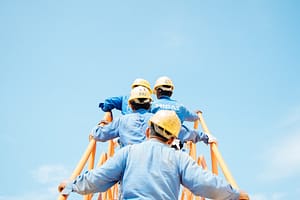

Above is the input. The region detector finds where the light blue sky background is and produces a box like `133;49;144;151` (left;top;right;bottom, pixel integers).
1;0;300;199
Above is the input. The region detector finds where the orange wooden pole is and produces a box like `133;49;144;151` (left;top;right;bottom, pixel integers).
70;112;112;180
57;112;113;200
196;155;207;200
189;120;199;161
84;136;97;200
88;137;96;170
196;112;218;175
100;111;113;124
105;139;116;200
210;145;218;175
57;139;96;200
197;155;208;170
97;153;108;200
57;193;68;200
97;153;108;167
180;190;185;200
95;112;115;200
180;120;200;200
107;140;115;158
71;139;97;179
197;112;238;189
210;144;238;189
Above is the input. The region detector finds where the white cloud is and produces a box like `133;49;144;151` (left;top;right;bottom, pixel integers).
0;189;58;200
259;106;300;181
162;31;185;48
2;160;104;200
32;164;70;184
259;130;300;181
0;164;76;200
251;192;286;200
279;106;300;129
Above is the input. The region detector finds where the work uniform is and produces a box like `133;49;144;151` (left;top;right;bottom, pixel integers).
93;109;208;147
151;96;199;123
99;95;132;115
179;125;210;144
92;108;152;147
61;138;240;199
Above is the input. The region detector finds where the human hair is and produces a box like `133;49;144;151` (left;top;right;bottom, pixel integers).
149;123;169;142
130;100;151;111
156;88;173;97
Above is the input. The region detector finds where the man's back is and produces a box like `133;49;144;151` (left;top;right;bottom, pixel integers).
60;110;243;200
151;96;198;123
97;139;239;199
92;109;153;147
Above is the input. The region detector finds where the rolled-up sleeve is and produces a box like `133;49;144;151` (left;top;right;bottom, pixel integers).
64;147;129;195
179;154;240;200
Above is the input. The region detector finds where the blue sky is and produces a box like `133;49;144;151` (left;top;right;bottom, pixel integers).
1;0;300;199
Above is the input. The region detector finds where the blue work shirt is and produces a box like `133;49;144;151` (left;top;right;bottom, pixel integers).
62;139;240;199
92;109;152;147
151;96;199;123
179;125;209;144
99;95;132;115
93;109;207;146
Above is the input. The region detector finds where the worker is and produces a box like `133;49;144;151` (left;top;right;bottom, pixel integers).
151;76;216;149
92;85;153;147
95;85;214;149
58;110;249;200
151;76;199;123
99;78;152;115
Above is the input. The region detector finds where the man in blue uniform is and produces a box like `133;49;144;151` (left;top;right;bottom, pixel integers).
151;76;199;123
99;78;152;115
151;76;216;149
92;86;153;147
58;110;249;200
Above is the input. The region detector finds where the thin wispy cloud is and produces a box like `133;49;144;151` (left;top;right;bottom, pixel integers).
250;192;286;200
279;105;300;129
3;164;71;200
0;164;75;200
259;107;300;181
162;31;185;48
0;189;57;200
32;164;70;184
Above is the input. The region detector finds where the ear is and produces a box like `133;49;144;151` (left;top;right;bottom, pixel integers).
145;128;150;138
128;102;133;110
166;137;175;145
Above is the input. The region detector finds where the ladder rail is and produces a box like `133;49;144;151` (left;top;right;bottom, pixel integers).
197;111;239;189
57;112;113;200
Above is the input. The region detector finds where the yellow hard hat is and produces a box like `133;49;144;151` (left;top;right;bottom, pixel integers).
149;110;181;139
153;76;174;93
131;78;152;93
128;86;152;104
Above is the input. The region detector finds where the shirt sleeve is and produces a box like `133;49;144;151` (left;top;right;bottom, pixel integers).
178;125;209;144
91;118;121;141
180;105;199;122
99;96;124;112
63;147;129;195
179;153;240;200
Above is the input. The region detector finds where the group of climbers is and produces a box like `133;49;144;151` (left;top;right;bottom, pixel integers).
96;76;216;148
58;76;249;199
